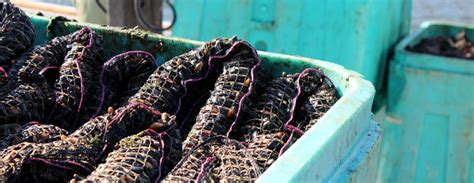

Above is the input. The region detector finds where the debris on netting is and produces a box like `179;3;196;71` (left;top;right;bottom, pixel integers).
182;41;262;154
0;1;35;67
0;121;68;151
164;135;261;182
49;27;104;130
74;119;181;182
93;50;157;118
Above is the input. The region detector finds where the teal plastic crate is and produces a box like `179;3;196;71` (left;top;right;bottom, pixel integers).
379;22;474;182
172;0;411;104
31;15;380;182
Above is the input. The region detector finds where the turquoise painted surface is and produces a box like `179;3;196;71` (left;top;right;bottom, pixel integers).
31;15;380;182
379;22;474;183
172;0;411;102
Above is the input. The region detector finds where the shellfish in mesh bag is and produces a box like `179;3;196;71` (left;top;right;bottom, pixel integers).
0;83;52;125
73;119;181;182
0;121;68;151
0;2;35;67
298;74;340;131
243;68;333;171
93;50;157;118
182;41;262;153
50;27;104;130
164;136;261;182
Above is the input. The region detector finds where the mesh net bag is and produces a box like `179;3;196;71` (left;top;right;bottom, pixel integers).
93;51;157;117
0;83;52;125
51;27;103;130
74;119;181;182
299;75;340;131
0;121;68;150
0;2;35;67
182;41;262;154
164;136;260;182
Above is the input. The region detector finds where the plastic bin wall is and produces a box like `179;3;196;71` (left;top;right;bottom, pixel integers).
31;15;381;182
379;22;474;183
172;0;411;97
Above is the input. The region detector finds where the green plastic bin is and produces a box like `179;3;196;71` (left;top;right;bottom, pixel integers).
171;0;411;107
31;15;380;182
379;22;474;183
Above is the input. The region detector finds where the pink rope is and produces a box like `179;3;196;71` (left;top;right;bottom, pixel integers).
278;130;295;157
93;51;156;118
0;66;8;78
74;27;94;113
28;157;93;173
38;66;60;75
195;157;216;182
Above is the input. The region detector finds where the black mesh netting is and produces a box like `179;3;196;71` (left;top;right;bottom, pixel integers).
93;50;157;118
0;121;68;151
182;41;262;154
0;2;35;67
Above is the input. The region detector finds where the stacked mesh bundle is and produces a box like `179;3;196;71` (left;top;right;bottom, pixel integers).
182;41;262;154
0;121;68;150
164;136;260;182
51;27;103;130
0;2;35;67
94;51;157;117
73;116;181;182
0;38;239;182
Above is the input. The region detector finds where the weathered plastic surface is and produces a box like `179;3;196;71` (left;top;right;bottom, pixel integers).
172;0;411;98
379;22;474;183
31;15;380;182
